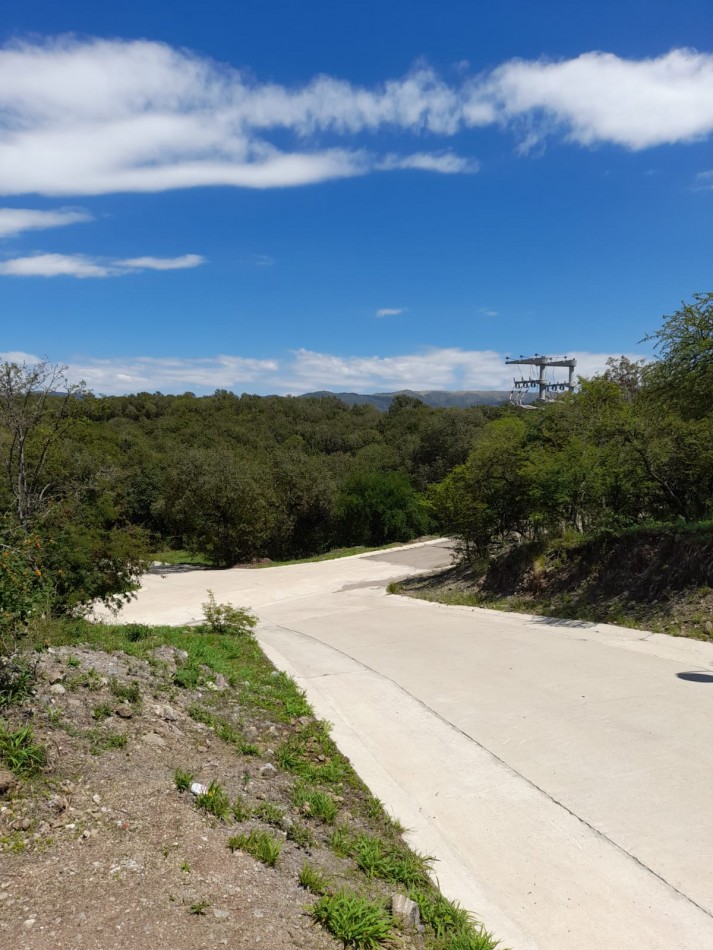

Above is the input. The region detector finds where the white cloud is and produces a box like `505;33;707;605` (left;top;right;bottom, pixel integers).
482;49;713;150
375;307;404;317
696;169;713;189
0;251;205;278
479;308;499;317
378;152;479;173
0;253;116;277
0;206;92;237
118;254;205;270
1;346;648;395
1;39;711;197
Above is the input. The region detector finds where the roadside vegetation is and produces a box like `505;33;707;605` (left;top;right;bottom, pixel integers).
0;605;503;948
390;293;713;638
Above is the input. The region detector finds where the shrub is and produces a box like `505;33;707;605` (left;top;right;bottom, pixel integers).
202;591;257;636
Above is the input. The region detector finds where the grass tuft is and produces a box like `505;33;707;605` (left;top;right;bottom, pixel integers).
109;678;141;705
174;768;194;792
228;828;282;867
291;782;338;824
195;780;230;820
298;860;330;895
311;890;392;949
0;722;46;776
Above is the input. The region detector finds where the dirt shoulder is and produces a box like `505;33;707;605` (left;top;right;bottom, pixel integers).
0;619;499;950
393;527;713;643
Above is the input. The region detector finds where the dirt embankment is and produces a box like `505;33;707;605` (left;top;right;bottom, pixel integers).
398;526;713;641
0;623;500;950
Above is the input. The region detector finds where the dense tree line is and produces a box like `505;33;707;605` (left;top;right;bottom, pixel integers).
432;293;713;562
1;292;710;637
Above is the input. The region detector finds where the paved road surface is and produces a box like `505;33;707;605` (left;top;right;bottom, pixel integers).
112;540;713;949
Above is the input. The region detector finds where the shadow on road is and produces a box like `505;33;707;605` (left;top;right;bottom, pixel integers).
529;616;596;629
676;671;713;683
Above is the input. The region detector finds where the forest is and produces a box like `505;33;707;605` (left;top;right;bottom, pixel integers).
1;292;712;637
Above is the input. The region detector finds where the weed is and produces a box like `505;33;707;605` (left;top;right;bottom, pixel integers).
188;900;210;916
411;890;473;938
180;860;190;873
45;706;62;726
174;768;194;792
254;801;284;826
109;678;141;705
0;722;46;775
329;826;353;858
195;780;230;820
202;591;257;636
292;782;338;824
298;861;330;895
66;656;80;668
232;795;252;822
174;665;200;689
121;624;152;642
66;668;103;692
351;833;433;887
92;702;112;721
287;821;314;849
0;656;35;708
88;729;127;755
311;890;392;949
228;829;282;867
188;704;214;725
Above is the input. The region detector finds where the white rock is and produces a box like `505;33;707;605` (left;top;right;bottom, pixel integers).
190;782;208;796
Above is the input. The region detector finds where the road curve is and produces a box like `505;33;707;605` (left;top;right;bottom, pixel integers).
111;540;713;950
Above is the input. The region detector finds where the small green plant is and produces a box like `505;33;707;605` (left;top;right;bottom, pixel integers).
122;623;152;642
227;829;282;867
66;667;103;692
254;800;284;826
0;722;46;775
92;702;112;721
0;656;35;709
232;795;252;822
202;591;257;636
174;768;194;792
292;783;338;824
180;860;191;873
311;890;392;949
351;833;432;887
88;729;127;754
195;780;230;820
188;900;210;916
67;656;81;668
329;825;353;857
299;861;330;895
287;821;314;849
109;678;141;705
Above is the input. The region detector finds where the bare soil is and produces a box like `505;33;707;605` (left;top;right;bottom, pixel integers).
0;641;433;949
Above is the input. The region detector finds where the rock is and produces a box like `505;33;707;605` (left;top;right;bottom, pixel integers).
115;704;133;719
158;705;177;721
391;894;420;929
705;620;712;634
92;794;101;805
260;763;277;777
141;732;166;748
214;674;229;690
0;770;18;798
48;672;65;685
189;782;208;796
49;683;66;695
213;909;230;920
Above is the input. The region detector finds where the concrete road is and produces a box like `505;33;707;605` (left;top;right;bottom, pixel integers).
112;540;713;949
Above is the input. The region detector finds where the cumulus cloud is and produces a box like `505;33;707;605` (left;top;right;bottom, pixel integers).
0;206;92;237
0;38;711;197
0;251;204;277
375;307;404;317
0;346;646;395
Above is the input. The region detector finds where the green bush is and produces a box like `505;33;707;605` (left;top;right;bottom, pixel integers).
202;591;257;636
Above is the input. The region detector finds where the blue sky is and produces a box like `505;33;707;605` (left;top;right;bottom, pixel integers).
0;1;711;394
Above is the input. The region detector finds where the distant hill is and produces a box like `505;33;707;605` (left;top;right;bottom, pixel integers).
300;389;517;410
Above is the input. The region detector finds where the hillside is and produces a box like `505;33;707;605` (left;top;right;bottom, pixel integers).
393;525;713;642
299;389;521;410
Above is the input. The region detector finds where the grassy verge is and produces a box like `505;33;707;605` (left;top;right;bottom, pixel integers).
6;612;503;949
151;549;212;566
